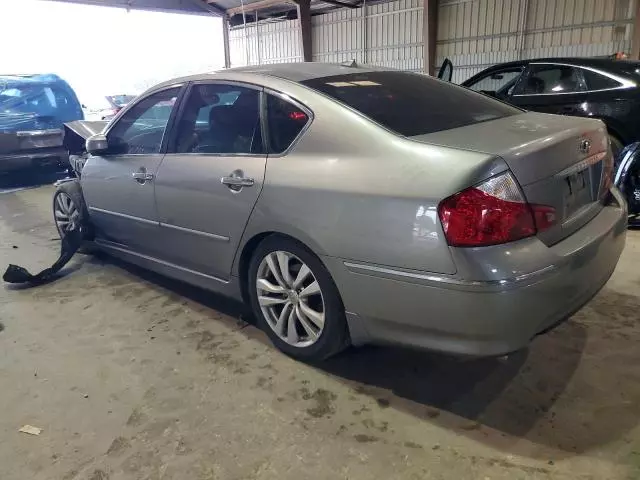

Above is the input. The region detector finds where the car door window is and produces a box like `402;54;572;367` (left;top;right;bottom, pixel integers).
515;64;585;95
107;87;179;154
580;68;622;91
465;68;523;97
266;94;309;154
171;84;262;155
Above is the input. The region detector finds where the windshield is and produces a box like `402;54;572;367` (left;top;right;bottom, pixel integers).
302;71;521;137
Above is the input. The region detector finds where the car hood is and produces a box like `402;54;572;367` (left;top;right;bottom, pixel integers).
64;120;108;140
62;120;108;157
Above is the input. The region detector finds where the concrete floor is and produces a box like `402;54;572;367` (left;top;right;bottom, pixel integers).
1;184;640;480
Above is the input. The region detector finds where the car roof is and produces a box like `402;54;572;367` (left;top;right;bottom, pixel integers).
152;62;395;90
221;62;392;81
0;73;66;85
480;57;640;72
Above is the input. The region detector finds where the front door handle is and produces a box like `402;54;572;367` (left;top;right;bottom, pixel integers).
132;168;154;184
221;170;255;191
221;176;255;187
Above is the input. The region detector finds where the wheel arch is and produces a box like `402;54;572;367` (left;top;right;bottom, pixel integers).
234;229;327;305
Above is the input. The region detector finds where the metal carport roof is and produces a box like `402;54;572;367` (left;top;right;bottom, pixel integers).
41;0;362;21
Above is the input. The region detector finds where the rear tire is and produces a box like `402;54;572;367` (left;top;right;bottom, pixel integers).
247;235;350;361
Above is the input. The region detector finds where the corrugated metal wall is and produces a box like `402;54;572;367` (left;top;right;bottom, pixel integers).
229;0;636;83
437;0;636;83
229;18;302;67
312;0;424;71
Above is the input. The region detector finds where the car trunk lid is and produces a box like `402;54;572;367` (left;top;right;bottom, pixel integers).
410;112;613;246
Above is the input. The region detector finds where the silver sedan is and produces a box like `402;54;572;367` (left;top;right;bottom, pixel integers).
54;63;627;361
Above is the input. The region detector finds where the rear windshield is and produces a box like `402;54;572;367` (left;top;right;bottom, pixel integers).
0;83;81;120
301;71;520;137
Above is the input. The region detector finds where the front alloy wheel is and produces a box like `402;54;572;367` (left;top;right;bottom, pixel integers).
54;191;80;238
256;251;325;347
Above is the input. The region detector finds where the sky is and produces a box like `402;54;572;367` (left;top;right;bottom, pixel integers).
1;0;224;109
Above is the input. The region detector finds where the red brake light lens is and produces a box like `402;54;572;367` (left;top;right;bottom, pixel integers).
289;111;308;121
438;173;555;247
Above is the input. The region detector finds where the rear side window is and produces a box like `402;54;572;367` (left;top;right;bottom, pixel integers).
580;69;622;91
301;71;519;137
266;94;309;153
516;65;584;94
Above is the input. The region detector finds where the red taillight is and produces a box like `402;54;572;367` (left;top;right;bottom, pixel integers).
438;172;555;247
289;111;307;121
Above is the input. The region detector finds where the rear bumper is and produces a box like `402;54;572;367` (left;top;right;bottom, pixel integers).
324;189;628;356
0;148;69;173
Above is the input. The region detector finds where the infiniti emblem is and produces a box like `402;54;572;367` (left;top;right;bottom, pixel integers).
579;139;591;155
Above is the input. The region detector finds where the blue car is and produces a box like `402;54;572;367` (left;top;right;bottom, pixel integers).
0;74;84;174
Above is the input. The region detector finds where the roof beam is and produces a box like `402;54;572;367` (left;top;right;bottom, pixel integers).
226;0;296;16
41;0;218;16
297;0;312;61
423;0;438;75
320;0;359;8
190;0;226;16
632;0;640;59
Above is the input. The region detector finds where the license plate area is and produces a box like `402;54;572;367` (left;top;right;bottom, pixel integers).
563;168;593;218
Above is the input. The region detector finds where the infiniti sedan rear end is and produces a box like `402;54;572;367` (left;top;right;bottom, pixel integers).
57;63;627;361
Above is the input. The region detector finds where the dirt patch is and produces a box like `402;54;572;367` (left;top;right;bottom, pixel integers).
106;437;131;457
354;434;379;443
301;387;338;418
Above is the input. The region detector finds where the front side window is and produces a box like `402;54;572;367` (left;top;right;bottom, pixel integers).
302;71;520;137
580;69;622;91
266;94;309;154
108;87;179;155
171;84;262;155
465;68;523;97
515;65;585;95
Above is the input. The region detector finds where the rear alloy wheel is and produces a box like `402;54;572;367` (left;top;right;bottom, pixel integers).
256;251;325;347
248;236;349;361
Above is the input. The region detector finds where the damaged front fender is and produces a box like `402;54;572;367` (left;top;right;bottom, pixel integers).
63;120;107;176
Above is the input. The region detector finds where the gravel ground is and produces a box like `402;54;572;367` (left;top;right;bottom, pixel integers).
1;184;639;480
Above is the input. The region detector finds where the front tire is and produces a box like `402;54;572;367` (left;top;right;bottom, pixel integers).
247;235;350;361
53;180;92;241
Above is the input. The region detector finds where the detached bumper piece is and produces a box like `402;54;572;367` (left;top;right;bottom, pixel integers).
3;228;82;285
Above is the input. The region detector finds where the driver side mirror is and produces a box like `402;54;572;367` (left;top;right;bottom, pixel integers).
86;134;109;155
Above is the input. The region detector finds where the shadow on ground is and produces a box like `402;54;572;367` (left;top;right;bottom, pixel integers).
83;253;640;460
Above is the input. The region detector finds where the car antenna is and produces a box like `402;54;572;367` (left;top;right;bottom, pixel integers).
340;59;358;68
